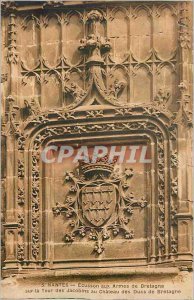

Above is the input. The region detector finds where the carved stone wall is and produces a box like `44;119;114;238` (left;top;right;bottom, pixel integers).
1;0;192;278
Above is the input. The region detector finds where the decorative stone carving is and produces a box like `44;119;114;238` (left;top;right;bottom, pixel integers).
63;9;126;108
175;81;192;127
179;2;191;49
171;236;178;253
57;111;76;120
42;1;67;8
1;96;25;152
24;98;41;117
171;177;178;196
1;1;193;281
171;150;178;168
18;213;24;235
17;4;181;109
171;205;178;226
63;82;86;105
18;160;24;178
1;74;8;83
29;110;167;260
2;95;19;136
17;244;24;261
31;151;40;259
17;187;25;206
86;110;103;118
1;1;17;13
53;157;147;254
7;13;18;64
79;29;110;64
17;133;26;151
154;89;171;108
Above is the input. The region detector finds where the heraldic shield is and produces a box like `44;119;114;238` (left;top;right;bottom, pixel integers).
52;157;147;255
80;183;117;227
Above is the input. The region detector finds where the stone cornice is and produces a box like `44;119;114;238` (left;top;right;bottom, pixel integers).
2;1;191;14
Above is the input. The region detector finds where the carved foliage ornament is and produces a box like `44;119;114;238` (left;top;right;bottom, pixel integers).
24;98;41;117
0;2;187;267
64;10;126;108
2;95;20;136
175;81;192;127
179;2;191;49
154;89;171;109
18;106;174;259
7;12;18;64
53;157;147;254
19;6;181;109
1;1;17;13
1;95;26;149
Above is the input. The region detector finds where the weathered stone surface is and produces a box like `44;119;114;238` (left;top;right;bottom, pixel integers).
1;0;193;299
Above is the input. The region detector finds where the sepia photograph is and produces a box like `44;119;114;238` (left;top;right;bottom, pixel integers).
1;0;193;299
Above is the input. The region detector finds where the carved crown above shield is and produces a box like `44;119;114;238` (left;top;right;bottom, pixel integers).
53;157;147;255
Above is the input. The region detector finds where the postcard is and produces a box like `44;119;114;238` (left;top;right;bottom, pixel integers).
1;1;193;299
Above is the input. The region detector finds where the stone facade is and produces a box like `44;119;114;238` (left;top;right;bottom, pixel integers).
1;0;193;298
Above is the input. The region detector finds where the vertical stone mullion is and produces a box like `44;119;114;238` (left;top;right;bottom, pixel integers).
5;135;16;222
176;1;192;266
149;139;157;263
7;12;19;96
4;8;20;266
177;1;191;214
5;7;19;222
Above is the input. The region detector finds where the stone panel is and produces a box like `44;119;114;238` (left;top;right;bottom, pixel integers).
1;2;193;297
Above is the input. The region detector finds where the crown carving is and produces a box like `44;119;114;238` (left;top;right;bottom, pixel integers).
79;155;117;177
